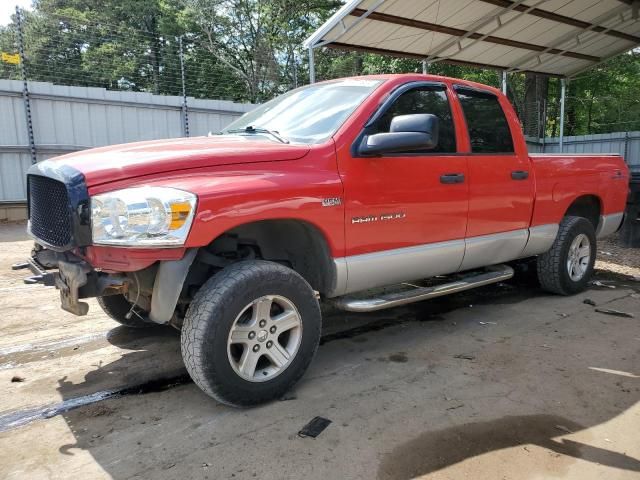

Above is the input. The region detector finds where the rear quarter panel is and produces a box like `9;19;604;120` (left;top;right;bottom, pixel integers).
529;154;629;226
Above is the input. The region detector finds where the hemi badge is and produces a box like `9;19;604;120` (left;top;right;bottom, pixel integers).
322;197;342;207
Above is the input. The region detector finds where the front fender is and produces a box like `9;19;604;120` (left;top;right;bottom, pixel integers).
83;146;345;270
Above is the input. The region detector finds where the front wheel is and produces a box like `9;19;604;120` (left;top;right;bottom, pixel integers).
537;215;597;295
181;260;321;407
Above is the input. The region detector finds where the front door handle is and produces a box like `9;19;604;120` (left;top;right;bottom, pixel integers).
511;170;529;180
440;173;465;184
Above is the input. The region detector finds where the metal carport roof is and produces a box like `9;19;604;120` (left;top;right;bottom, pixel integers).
304;0;640;78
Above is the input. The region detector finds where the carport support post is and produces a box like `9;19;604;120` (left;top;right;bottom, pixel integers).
559;77;566;153
309;47;315;84
422;60;428;74
501;71;507;95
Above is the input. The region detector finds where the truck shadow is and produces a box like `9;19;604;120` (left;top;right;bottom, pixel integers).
50;271;639;479
377;414;640;479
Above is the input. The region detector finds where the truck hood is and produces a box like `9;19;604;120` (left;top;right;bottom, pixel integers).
43;136;311;187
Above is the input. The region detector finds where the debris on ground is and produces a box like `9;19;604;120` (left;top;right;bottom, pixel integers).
595;308;635;318
453;354;476;360
298;417;332;438
479;321;497;325
583;299;597;306
591;280;616;289
388;353;409;363
10;376;25;383
446;404;464;411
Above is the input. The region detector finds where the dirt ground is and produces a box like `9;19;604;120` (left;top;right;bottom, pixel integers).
0;221;638;480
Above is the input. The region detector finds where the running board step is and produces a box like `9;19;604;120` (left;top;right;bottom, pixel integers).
332;264;514;313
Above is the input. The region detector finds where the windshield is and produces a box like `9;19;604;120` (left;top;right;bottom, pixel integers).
221;79;384;144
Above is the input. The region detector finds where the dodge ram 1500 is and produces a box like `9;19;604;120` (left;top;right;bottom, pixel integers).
17;75;629;406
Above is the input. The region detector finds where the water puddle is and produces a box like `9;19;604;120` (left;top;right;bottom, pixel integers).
0;374;191;433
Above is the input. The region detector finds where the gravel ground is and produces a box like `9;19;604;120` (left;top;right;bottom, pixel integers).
597;234;640;278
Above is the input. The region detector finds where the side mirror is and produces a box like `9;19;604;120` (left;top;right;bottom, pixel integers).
359;114;439;156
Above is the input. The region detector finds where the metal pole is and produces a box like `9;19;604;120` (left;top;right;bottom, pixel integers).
178;36;189;137
559;78;566;153
308;47;315;84
624;131;629;160
541;97;547;152
15;6;36;164
501;71;507;95
293;52;298;89
422;60;428;74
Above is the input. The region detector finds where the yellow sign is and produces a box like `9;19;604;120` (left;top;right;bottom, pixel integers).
1;52;20;65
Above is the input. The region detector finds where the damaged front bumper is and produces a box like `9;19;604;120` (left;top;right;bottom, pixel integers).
13;250;127;316
14;245;198;325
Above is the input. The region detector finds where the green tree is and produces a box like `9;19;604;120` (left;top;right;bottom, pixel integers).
181;0;340;102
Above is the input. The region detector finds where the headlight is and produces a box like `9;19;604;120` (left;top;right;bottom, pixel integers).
91;187;197;246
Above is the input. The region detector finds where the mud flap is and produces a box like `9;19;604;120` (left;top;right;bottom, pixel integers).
55;261;91;316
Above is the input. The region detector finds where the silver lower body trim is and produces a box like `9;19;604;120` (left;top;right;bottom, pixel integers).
596;213;624;239
338;239;464;296
331;258;348;298
520;223;560;257
329;223;560;298
460;229;528;271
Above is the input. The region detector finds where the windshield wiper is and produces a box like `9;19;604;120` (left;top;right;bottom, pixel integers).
225;125;289;144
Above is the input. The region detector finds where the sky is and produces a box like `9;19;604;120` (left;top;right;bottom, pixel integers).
0;0;32;26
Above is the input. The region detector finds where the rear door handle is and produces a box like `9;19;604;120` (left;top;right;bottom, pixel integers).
440;173;465;184
511;170;529;180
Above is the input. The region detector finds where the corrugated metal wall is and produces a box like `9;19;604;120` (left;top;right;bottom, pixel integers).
0;79;255;202
526;132;640;171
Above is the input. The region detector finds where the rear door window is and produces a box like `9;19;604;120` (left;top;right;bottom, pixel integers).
455;87;514;154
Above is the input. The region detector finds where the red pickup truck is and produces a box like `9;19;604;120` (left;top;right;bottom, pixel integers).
20;74;629;406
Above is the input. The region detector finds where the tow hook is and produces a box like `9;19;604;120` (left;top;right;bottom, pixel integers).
14;253;128;317
12;258;56;286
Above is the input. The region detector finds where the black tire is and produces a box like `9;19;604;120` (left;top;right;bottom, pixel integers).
96;294;154;328
181;260;322;407
536;216;597;295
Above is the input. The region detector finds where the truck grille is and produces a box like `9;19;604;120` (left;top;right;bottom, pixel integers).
28;175;73;247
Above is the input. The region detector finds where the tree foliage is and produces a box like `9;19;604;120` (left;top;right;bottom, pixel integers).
0;0;638;133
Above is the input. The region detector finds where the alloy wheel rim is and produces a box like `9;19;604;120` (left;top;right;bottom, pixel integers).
227;295;302;382
567;233;591;281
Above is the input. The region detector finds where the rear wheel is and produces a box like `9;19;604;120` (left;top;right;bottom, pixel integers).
181;260;321;407
96;294;154;328
537;216;596;295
